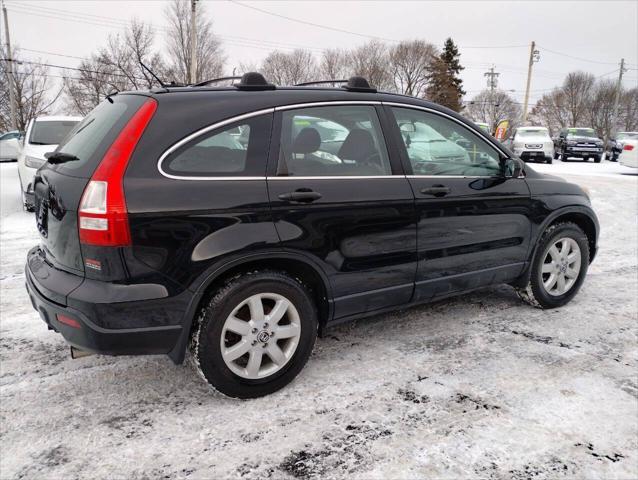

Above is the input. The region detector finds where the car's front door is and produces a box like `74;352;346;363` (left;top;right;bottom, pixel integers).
267;103;417;321
385;104;533;302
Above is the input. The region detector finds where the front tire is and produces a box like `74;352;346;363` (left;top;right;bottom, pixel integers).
593;154;602;163
190;271;317;398
516;222;589;309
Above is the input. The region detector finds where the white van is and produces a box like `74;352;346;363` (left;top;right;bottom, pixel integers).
18;116;81;210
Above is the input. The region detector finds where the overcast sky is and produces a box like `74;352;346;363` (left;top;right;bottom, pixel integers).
4;0;638;106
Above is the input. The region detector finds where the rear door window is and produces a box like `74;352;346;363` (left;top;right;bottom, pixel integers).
276;105;391;177
161;114;272;178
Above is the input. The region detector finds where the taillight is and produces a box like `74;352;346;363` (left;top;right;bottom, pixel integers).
79;99;157;246
623;144;634;151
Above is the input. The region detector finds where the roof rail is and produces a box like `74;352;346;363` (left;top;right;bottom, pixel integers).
235;72;276;91
342;76;376;93
295;79;348;86
192;76;242;87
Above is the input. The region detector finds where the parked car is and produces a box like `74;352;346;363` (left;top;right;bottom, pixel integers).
554;127;604;162
0;130;23;162
508;126;554;164
618;139;638;168
25;74;599;398
18;116;82;210
607;132;638;162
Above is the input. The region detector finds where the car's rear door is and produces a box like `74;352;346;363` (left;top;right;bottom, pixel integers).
384;103;532;302
266;103;417;321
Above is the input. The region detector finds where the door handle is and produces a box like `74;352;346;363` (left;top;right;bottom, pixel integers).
420;185;451;197
278;189;322;203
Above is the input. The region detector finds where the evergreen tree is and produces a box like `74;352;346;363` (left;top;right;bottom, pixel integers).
426;38;465;112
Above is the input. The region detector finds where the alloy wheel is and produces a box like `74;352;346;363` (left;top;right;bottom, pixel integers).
540;237;582;296
219;293;301;379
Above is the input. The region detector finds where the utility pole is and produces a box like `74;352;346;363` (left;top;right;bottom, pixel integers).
522;40;540;124
2;0;17;130
484;66;499;93
611;58;626;132
190;0;197;84
484;66;500;131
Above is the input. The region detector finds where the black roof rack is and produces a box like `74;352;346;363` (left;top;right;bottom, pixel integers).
192;76;242;87
295;79;348;86
342;76;376;93
235;72;276;91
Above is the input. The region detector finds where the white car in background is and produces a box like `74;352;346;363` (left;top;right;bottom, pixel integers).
618;139;638;168
509;126;554;164
18;115;81;210
0;130;23;162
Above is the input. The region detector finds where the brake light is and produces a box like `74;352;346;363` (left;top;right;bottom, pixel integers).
79;99;157;246
623;144;634;151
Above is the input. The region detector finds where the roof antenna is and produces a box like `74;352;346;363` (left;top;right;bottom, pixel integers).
139;60;167;88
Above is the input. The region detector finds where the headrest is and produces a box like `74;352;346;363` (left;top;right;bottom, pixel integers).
292;128;321;154
338;129;376;161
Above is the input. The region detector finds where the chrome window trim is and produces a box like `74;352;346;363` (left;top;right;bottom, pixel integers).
157;100;512;181
267;175;402;180
157;108;275;181
381;101;510;158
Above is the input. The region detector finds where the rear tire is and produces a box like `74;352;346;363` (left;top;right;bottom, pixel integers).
516;222;589;309
190;270;317;398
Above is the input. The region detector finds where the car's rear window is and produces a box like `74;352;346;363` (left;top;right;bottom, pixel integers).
53;94;147;177
29;120;79;145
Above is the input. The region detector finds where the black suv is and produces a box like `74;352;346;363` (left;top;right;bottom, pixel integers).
25;74;599;398
554;127;604;162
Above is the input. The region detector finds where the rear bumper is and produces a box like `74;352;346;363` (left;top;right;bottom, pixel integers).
25;251;184;356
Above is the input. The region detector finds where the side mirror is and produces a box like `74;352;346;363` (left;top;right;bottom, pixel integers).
504;158;524;178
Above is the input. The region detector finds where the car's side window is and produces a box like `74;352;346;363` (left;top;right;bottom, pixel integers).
276;105;392;177
163;114;271;177
390;107;502;177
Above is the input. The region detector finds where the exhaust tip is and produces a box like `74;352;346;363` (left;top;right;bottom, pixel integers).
70;346;94;359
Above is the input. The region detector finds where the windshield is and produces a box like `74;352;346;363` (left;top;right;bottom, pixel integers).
617;132;638;140
517;129;549;138
29;120;79;145
567;128;596;138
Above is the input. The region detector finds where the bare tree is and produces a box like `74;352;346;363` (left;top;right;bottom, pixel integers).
261;49;317;85
318;48;349;81
0;47;62;131
63;20;167;115
389;40;437;97
348;40;392;91
587;79;617;139
465;89;522;133
530;89;570;135
164;0;224;84
561;71;595;127
618;87;638;132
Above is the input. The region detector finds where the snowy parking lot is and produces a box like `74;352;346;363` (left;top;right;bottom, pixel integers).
1;159;637;479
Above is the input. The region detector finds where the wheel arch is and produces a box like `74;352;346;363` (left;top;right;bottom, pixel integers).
531;205;599;264
168;250;333;364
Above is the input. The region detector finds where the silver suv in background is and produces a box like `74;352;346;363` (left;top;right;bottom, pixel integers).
508;126;554;164
18;116;81;210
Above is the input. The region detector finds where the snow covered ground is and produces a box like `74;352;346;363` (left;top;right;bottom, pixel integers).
1;159;636;479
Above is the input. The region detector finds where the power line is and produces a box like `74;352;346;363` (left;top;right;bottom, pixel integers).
228;0;398;42
8;3;327;54
537;44;625;66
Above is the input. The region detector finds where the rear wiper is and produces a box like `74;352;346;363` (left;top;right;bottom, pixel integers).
45;152;79;164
